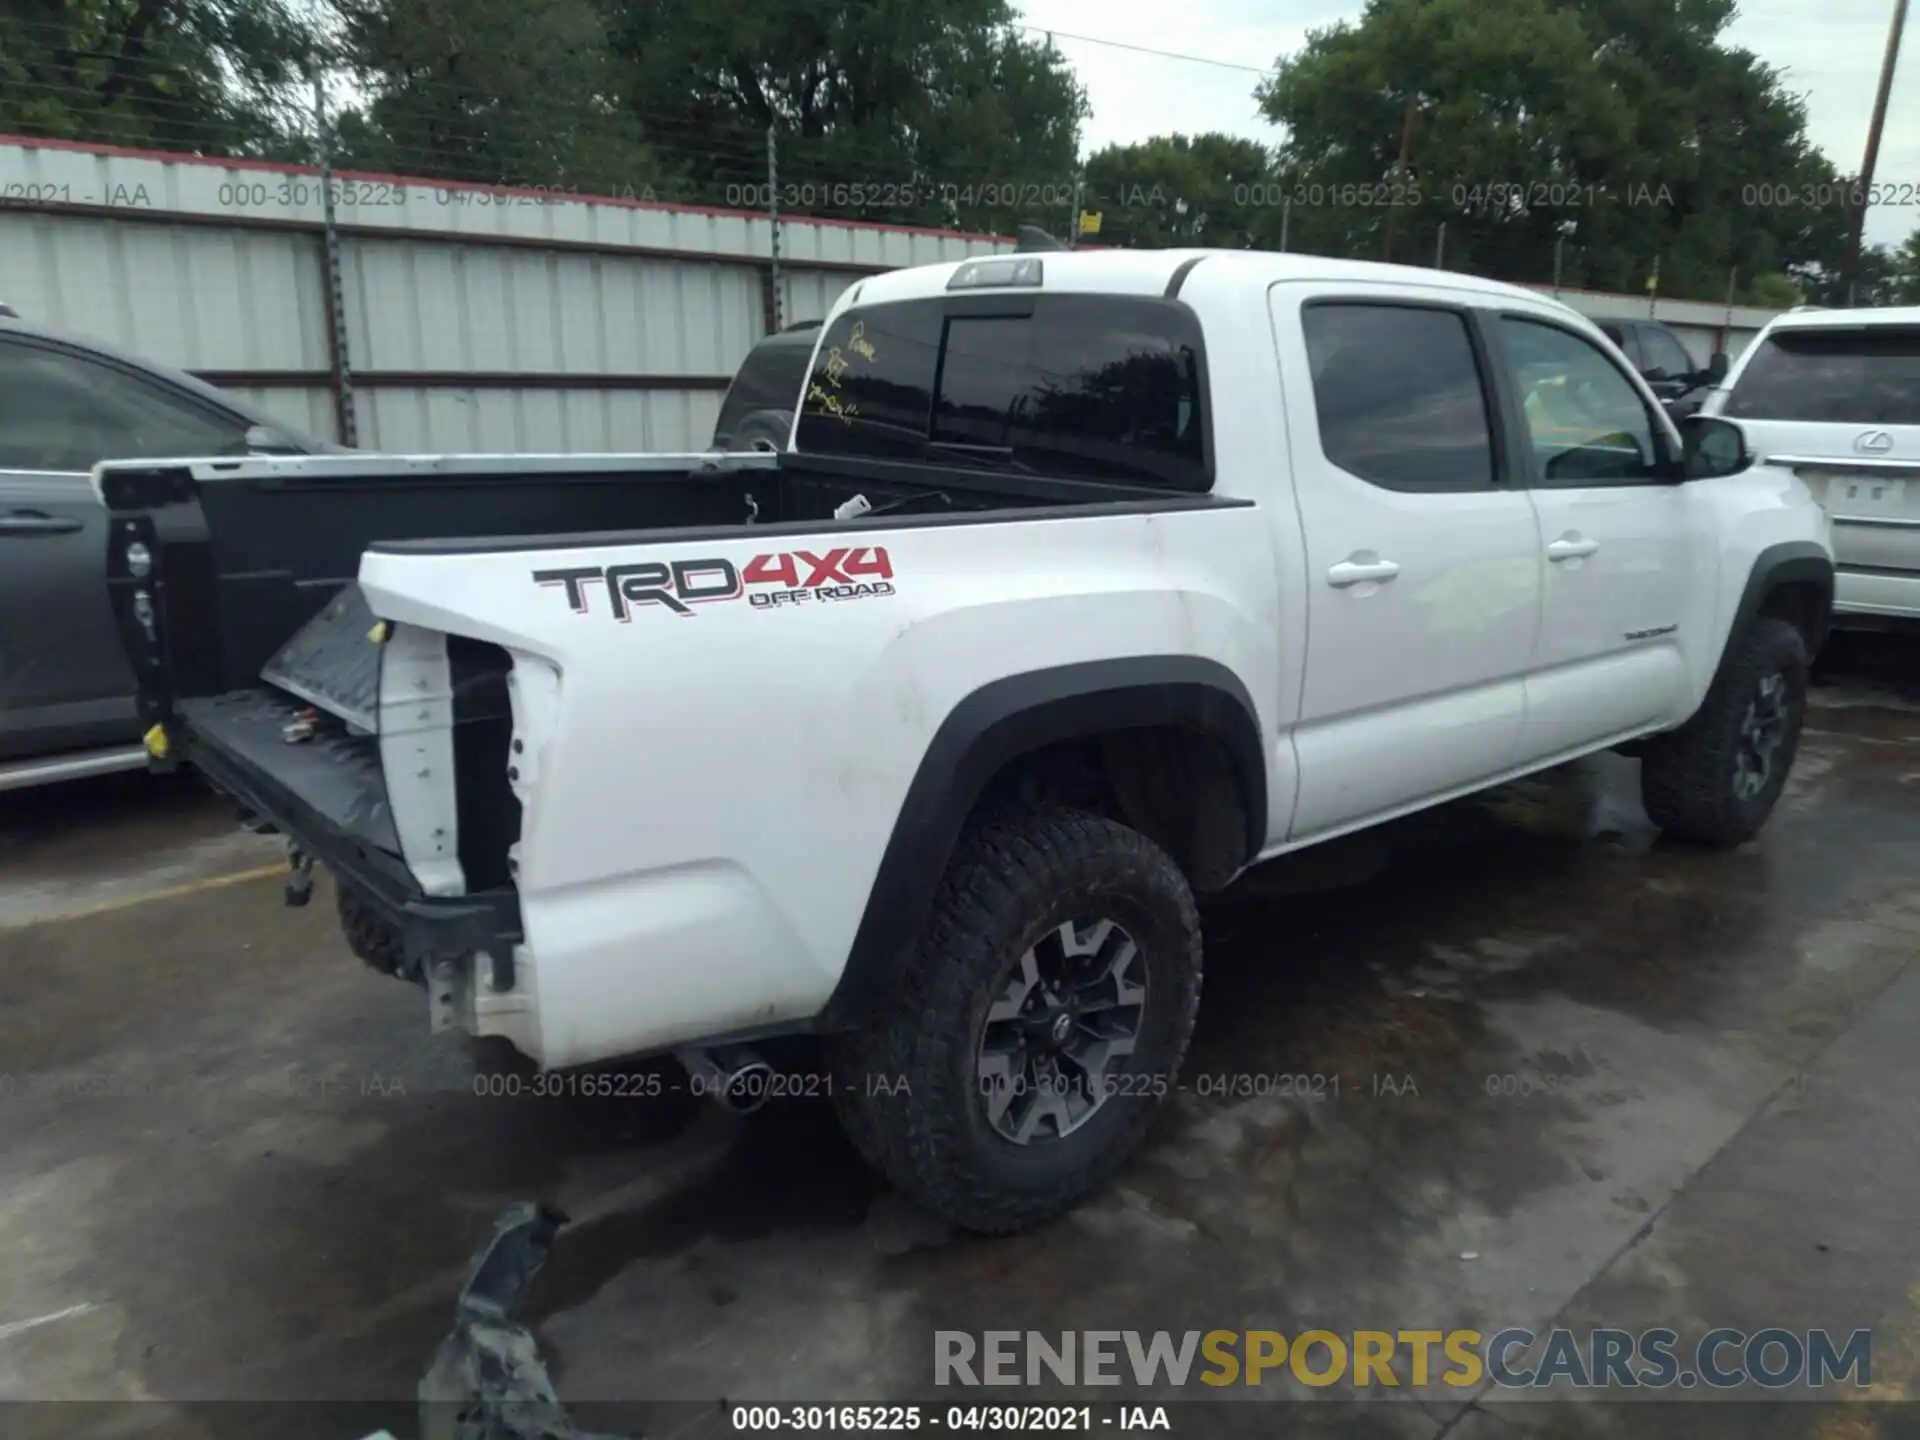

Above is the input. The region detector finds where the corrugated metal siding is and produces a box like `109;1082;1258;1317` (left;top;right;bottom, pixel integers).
342;239;765;379
220;385;340;442
355;386;722;455
780;269;861;328
0;210;328;370
0;137;1012;453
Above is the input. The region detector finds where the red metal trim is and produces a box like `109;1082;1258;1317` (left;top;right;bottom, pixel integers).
0;133;1013;244
192;369;733;391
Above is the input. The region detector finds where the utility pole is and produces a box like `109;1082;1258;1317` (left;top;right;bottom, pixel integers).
1843;0;1910;301
1381;96;1417;262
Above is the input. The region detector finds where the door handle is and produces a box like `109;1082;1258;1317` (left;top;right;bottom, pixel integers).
1545;534;1600;562
0;509;83;537
1326;555;1401;588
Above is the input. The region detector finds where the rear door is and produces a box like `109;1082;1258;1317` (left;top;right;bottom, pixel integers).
1720;322;1920;618
0;336;254;758
1488;311;1712;757
1271;285;1541;840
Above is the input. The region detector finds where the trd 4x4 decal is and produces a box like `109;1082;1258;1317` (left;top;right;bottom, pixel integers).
535;546;895;619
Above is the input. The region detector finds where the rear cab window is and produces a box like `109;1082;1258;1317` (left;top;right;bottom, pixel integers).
1724;325;1920;425
794;294;1210;490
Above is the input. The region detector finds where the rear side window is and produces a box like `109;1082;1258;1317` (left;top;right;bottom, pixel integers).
1725;327;1920;424
794;295;1208;490
1301;303;1495;491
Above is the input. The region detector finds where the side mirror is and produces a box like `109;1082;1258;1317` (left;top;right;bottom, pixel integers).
1678;414;1750;480
1706;351;1729;384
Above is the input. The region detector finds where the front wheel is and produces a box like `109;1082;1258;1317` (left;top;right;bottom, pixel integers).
1640;616;1810;846
828;809;1202;1234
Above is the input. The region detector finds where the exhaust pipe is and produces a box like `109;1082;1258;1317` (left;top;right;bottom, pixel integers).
677;1045;775;1114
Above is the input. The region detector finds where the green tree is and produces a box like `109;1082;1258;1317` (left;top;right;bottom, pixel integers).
1083;133;1275;248
328;0;657;194
1746;271;1801;309
598;0;1087;225
1255;0;1851;300
0;0;318;154
1887;225;1920;305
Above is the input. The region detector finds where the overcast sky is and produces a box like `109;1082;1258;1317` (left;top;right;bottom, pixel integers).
1016;0;1919;249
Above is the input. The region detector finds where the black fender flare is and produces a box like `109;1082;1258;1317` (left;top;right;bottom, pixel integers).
1728;541;1834;660
818;656;1266;1029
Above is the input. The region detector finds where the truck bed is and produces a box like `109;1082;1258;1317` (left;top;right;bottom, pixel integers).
98;445;1213;975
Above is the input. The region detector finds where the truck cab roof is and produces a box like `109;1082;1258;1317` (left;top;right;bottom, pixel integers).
846;247;1582;318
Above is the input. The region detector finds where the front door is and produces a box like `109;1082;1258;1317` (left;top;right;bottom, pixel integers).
1271;287;1543;840
1490;314;1709;759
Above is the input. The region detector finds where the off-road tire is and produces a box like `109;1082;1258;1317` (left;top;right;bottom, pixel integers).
827;809;1202;1234
335;877;405;977
1640;616;1810;847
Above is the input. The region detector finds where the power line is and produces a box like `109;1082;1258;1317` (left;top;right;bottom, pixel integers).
1016;24;1279;78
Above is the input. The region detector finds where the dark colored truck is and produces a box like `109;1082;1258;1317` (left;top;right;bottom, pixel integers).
1595;318;1729;419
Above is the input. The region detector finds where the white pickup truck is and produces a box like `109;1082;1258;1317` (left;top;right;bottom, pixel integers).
102;249;1832;1233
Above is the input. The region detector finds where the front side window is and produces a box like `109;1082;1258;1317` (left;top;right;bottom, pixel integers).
1500;318;1662;484
1301;303;1495;491
0;341;249;472
1723;327;1920;425
794;295;1208;490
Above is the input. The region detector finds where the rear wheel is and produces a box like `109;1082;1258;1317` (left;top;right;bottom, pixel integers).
1640;616;1809;846
828;809;1201;1234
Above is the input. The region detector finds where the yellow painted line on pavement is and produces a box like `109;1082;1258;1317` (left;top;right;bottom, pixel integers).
25;863;286;928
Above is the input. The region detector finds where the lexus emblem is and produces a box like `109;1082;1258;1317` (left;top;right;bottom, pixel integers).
1854;429;1894;455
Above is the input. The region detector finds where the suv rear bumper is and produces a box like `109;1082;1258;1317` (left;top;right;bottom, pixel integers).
1835;567;1920;623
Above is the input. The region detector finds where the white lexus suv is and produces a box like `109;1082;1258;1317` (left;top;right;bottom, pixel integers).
1702;305;1920;625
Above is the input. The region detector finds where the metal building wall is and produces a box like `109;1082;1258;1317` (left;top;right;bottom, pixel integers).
0;136;1012;451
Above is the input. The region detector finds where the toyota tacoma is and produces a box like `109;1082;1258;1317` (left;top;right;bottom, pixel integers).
100;249;1833;1233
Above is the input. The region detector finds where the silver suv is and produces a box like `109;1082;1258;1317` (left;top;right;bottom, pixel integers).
1702;307;1920;626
